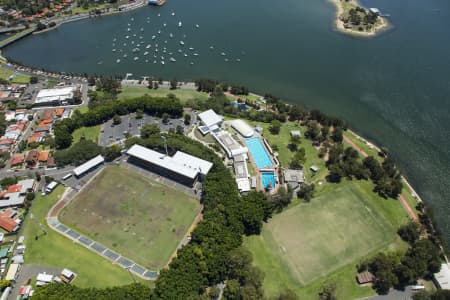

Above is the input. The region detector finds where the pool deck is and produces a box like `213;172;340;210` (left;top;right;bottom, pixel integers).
243;135;280;194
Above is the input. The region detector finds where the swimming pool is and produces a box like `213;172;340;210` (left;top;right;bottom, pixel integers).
245;137;273;169
261;172;276;189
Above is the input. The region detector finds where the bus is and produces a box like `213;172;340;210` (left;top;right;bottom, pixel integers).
62;173;72;180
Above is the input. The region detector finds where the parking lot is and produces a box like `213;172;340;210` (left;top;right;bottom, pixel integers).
99;112;192;147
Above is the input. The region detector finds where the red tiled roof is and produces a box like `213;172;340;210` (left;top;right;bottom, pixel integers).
10;154;24;166
38;151;49;162
0;214;18;232
7;185;21;193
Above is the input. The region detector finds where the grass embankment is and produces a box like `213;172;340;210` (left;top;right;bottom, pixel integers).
60;166;201;269
119;86;209;103
343;130;420;215
0;65;30;84
71;125;100;144
0;27;35;49
21;186;145;287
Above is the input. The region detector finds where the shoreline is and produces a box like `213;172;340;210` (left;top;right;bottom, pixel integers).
328;0;389;37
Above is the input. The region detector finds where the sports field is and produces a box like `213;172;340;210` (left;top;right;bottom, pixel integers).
60;166;201;269
245;180;408;298
119;86;209;103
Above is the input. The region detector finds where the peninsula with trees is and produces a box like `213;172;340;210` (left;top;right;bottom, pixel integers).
331;0;388;36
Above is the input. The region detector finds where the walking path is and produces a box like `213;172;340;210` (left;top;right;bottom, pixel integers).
46;170;158;280
343;135;418;221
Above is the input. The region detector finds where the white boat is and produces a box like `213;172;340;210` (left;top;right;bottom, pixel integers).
221;52;226;56
112;49;116;52
134;57;139;60
144;51;149;55
236;58;241;62
131;18;134;21
171;12;175;16
169;52;173;55
158;30;161;34
153;60;157;64
169;33;173;38
161;56;165;60
133;34;136;37
113;38;117;42
225;58;229;62
193;53;199;56
184;53;188;57
178;49;182;53
161;61;165;65
195;24;199;28
170;57;176;62
210;46;214;49
125;35;129;39
180;41;185;45
146;44;151;49
178;22;182;27
141;28;144;31
116;59;121;63
164;40;167;44
157;13;161;17
163;23;167;27
123;54;128;57
152;35;156;40
123;43;127;46
190;62;194;65
145;59;148;63
189;47;194;50
127;28;131;32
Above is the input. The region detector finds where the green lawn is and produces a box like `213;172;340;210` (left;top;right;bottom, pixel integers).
244;180;409;298
72;125;100;144
119;86;209;103
59;166;201;269
21;186;143;288
75;106;89;114
0;65;30;83
71;3;109;14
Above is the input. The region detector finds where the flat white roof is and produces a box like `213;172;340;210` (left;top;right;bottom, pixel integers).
435;263;450;289
5;263;19;281
35;86;76;104
36;273;54;283
236;178;251;192
73;155;104;176
127;144;198;179
198;109;223;128
231;119;254;138
46;181;58;190
172;151;213;176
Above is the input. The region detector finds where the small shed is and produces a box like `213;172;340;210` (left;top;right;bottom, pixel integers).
290;130;301;137
310;165;319;172
356;271;375;285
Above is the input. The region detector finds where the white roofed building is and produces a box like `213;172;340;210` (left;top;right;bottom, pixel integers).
35;86;77;106
127;144;212;186
197;109;223;134
230;119;254;138
73;155;105;177
434;263;450;290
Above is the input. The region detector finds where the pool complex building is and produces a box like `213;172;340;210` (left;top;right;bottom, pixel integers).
245;137;277;190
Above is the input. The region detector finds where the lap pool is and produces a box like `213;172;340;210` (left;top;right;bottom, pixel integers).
245;137;273;169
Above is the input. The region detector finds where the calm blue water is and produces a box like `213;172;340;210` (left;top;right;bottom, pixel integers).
3;0;450;246
261;172;276;189
245;137;273;169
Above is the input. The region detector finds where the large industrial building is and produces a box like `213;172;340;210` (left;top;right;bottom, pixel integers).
126;144;213;186
35;86;77;106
